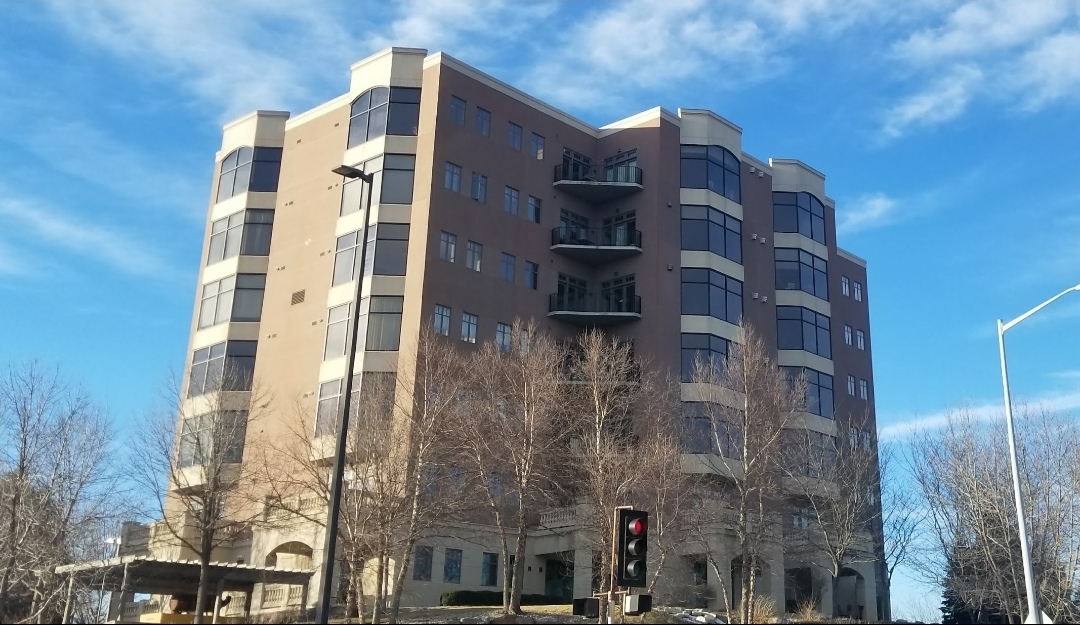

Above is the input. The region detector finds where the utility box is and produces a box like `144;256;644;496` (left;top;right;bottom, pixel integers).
572;598;600;618
624;594;652;616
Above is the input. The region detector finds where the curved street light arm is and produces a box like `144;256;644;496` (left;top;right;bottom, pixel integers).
1001;284;1080;333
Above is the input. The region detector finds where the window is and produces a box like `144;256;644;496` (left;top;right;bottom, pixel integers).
466;241;483;272
314;375;359;437
188;340;257;397
682;402;742;459
782;366;834;419
604;150;638;182
470;173;487;202
847;375;856;396
439;231;457;263
333;231;363;286
434;304;451;336
680;144;741;204
216;146;282;203
526;196;541;224
860;379;869;400
347;86;421;148
370;223;410;276
208;209;275;264
500;253;515;282
773;192;827;245
461;312;478;343
481;553;499;586
496;322;511;352
556;274;588;311
449;96;466;126
324;304;351;360
366;296;403;351
857;330;865;350
854;281;863;302
178;410;248;468
844;325;853;346
681;267;743;325
503;186;519;214
524;261;538;290
444;548;462;583
841;276;850;297
531;133;545;159
475;107;491;136
198;276;235;329
680;204;742;264
208;212;244;263
381;154;416;204
507;123;522;151
793;507;814;530
241;209;274;256
601;275;637;313
444;162;461;192
681;333;729;382
413;545;433;581
340;177;365;216
232;274;266;322
776;307;831;359
775;248;828;301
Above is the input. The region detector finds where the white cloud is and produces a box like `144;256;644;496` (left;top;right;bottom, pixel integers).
883;1;1080;138
45;1;364;121
879;389;1080;441
894;1;1072;64
1009;32;1080;110
880;63;982;140
0;191;176;279
371;0;556;63
836;192;899;234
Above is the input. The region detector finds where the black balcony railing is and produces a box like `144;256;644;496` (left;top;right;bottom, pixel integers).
549;292;642;315
551;226;643;248
554;164;643;185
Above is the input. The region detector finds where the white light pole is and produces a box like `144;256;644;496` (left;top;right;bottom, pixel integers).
997;283;1080;625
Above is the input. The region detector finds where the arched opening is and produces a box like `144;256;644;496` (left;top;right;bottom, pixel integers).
835;567;866;620
264;541;313;570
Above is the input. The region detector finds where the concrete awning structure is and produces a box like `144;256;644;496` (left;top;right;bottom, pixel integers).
53;555;314;622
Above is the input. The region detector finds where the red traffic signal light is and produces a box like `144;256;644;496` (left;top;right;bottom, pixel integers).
616;509;648;588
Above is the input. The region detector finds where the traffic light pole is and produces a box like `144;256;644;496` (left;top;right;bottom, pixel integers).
609;506;630;625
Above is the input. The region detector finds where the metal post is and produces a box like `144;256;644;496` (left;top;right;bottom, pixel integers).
315;168;375;624
212;577;226;624
61;575;75;624
997;321;1043;624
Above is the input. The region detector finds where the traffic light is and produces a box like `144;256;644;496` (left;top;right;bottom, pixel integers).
615;508;648;587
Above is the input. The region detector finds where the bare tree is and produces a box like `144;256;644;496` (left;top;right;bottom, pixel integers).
450;320;567;614
560;328;683;621
878;440;921;599
258;369;402;624
132;367;268;624
909;405;1080;623
0;361;126;624
684;322;804;623
383;325;471;623
781;420;881;614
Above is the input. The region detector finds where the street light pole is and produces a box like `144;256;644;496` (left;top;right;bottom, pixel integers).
315;165;375;624
996;283;1080;625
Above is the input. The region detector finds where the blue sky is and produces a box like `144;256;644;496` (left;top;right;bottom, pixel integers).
2;0;1079;617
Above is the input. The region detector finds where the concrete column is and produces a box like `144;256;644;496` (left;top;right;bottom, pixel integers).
818;570;834;618
572;548;593;599
857;562;878;622
211;577;225;624
765;547;785;615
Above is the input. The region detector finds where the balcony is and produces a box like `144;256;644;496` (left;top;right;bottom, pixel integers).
548;292;642;326
550;226;642;263
553;164;643;203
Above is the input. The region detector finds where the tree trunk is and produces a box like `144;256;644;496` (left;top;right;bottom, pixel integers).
194;554;211;625
372;551;385;624
510;514;528;614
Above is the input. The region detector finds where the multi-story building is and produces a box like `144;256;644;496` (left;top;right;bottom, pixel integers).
156;47;884;620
